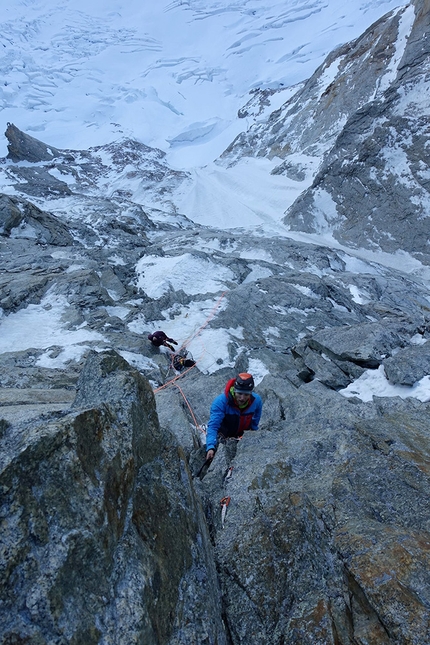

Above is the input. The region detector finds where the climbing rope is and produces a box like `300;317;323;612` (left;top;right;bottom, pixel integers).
173;380;207;440
153;291;226;392
178;291;227;354
151;291;228;453
152;344;205;394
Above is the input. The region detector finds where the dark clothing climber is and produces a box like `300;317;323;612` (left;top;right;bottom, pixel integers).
148;330;178;352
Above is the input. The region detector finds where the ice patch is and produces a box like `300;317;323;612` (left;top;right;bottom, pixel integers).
135;253;233;298
36;345;96;367
105;306;131;320
128;297;227;338
376;5;415;96
248;358;270;386
292;284;320;299
239;249;275;262
410;334;427;346
65;264;87;273
310;188;340;235
117;351;158;372
109;254;127;266
10;223;38;239
243;265;273;284
328;298;349;312
0;293;105;365
188;327;237;374
339;365;430;403
341;254;381;275
348;285;370;304
263;326;281;339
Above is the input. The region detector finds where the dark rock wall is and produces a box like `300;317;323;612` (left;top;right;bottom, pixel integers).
2;348;429;644
221;0;430;264
284;0;430;261
0;351;226;645
199;381;430;644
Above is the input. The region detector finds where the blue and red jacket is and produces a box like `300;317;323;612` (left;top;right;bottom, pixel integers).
205;378;263;451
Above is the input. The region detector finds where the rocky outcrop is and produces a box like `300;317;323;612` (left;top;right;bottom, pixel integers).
4;122;189;210
221;5;406;163
1;2;430;640
283;0;430;262
0;350;226;645
220;0;430;264
6;122;62;163
199;380;430;644
2;345;430;644
383;341;430;386
0;194;74;245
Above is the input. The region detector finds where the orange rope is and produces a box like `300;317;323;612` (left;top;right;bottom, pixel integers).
173;381;206;438
152;292;227;437
178;291;227;353
153;291;227;394
152;343;205;393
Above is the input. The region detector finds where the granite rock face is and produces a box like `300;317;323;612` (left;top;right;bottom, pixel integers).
284;0;430;262
2;347;430;643
1;1;430;642
0;351;226;645
222;0;430;265
198;382;430;645
1;132;430;645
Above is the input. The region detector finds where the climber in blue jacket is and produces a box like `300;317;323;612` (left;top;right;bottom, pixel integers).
205;372;263;461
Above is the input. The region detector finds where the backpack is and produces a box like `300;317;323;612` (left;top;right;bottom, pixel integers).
173;355;195;371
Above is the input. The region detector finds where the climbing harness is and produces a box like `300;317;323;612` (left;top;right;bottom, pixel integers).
219;433;243;444
220;496;231;529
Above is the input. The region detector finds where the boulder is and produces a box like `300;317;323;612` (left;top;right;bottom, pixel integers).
308;321;407;367
6;122;62;163
0;350;227;645
0;194;74;245
383;341;430;385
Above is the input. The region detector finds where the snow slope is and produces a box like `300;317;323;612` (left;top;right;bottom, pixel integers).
1;0;405;166
2;0;430;404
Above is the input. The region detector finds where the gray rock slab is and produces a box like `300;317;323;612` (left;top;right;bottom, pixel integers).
200;384;430;644
0;388;76;405
0;350;228;645
0;403;72;426
383;341;430;385
309;321;406;366
0;389;75;426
